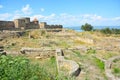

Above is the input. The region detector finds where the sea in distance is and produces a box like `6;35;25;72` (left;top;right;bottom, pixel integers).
64;26;120;32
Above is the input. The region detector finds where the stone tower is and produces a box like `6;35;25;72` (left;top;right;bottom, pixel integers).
14;17;30;29
14;19;25;28
23;17;30;23
39;22;47;28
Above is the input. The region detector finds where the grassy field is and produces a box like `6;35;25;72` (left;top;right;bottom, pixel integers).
0;29;120;80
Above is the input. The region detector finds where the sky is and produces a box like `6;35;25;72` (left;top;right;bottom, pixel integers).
0;0;120;27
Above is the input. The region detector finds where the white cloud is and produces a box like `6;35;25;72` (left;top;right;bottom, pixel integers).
0;5;3;8
12;13;23;20
0;13;11;20
112;17;120;21
31;15;45;21
1;10;120;26
40;8;44;12
82;14;103;21
21;4;32;15
30;13;56;22
30;13;120;26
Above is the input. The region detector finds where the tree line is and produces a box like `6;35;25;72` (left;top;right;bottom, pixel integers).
81;23;120;34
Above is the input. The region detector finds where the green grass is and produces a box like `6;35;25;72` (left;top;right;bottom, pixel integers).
72;50;81;57
93;57;105;71
86;48;96;54
113;68;120;73
58;41;70;48
0;55;76;80
112;68;120;77
112;59;120;77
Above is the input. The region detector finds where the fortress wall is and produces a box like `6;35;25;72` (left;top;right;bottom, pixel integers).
0;21;15;30
25;22;39;29
0;18;63;31
45;25;63;29
45;25;63;32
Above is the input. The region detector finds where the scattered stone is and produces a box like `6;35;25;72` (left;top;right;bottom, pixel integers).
0;46;7;55
35;56;42;59
0;51;6;55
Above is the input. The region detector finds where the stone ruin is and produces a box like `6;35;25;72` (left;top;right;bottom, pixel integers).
20;47;81;77
20;47;55;59
0;17;63;32
56;49;81;76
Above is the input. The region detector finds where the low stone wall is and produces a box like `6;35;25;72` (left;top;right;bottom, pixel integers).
20;47;81;77
56;49;81;76
20;47;55;59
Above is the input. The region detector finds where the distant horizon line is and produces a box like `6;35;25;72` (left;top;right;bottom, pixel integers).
64;26;120;29
64;25;120;27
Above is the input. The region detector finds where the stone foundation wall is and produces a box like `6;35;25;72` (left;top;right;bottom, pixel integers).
20;48;55;59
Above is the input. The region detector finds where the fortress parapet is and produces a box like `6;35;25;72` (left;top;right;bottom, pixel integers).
40;22;63;32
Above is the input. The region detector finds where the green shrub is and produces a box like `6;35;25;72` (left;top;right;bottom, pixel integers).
0;55;52;80
112;67;120;77
95;28;120;34
113;68;120;73
81;23;93;31
101;27;112;34
0;55;75;80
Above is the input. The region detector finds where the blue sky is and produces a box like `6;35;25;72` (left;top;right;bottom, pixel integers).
0;0;120;26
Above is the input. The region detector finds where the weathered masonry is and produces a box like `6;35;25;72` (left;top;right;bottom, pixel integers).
0;17;63;32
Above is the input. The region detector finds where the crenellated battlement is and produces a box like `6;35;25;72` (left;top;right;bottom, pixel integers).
39;22;63;32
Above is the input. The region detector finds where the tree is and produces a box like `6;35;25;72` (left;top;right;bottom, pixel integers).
81;23;93;31
101;27;112;34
